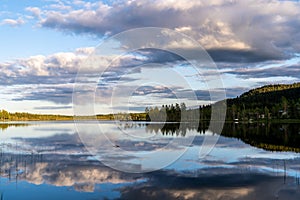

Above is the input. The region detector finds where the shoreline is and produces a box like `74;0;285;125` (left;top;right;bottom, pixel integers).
1;118;300;123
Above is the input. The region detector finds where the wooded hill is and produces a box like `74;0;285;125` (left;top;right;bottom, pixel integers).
240;82;300;98
226;82;300;121
145;82;300;122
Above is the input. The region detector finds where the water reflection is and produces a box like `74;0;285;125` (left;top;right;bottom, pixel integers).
2;121;299;153
0;121;300;199
0;123;29;131
0;151;300;199
0;153;142;192
145;122;300;152
222;123;300;152
0;152;300;200
145;122;209;136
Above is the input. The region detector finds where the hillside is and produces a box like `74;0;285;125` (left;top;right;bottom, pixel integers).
226;82;300;121
145;82;300;122
240;82;300;98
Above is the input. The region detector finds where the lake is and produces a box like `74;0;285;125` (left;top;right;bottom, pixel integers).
0;121;300;199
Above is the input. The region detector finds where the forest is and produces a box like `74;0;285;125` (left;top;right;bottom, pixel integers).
0;110;73;121
145;82;300;122
1;82;300;122
226;82;300;121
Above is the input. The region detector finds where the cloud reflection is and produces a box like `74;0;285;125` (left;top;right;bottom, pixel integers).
1;122;300;199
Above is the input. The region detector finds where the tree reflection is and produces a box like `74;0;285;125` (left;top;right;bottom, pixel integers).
222;123;300;152
145;122;300;152
145;122;209;137
0;123;29;131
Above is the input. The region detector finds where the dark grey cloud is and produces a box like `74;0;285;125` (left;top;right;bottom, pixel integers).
98;74;139;86
0;74;75;86
113;106;148;112
225;87;250;98
13;133;84;153
227;64;300;79
13;86;74;104
207;49;286;63
34;105;73;110
178;89;233;101
118;171;299;200
137;49;184;63
193;90;211;101
114;139;174;152
27;0;300;63
132;86;175;96
3;0;300;107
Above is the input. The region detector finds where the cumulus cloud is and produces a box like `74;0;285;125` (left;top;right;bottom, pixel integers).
1;17;25;27
0;48;94;105
0;47;95;86
25;7;42;18
0;47;200;106
13;85;74;104
26;0;300;62
229;64;300;79
4;0;300;109
1;45;298;108
3;154;141;191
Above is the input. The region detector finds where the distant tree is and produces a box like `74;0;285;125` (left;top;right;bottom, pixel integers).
231;104;237;120
180;103;187;121
264;106;270;120
281;96;288;113
1;110;10;120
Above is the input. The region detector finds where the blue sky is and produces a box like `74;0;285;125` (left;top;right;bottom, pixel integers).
0;0;300;115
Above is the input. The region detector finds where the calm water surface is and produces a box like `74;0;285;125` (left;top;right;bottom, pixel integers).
0;121;300;199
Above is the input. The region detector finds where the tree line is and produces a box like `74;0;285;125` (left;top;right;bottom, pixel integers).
226;83;300;121
145;82;300;122
2;82;300;122
0;110;73;121
145;103;210;122
241;82;300;98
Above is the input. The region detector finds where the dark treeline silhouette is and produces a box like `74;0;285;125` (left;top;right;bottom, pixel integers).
145;82;300;123
241;82;300;98
145;103;210;122
226;83;300;121
145;121;210;137
221;123;300;152
145;122;300;152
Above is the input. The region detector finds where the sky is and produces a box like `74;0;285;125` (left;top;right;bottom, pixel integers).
0;0;300;115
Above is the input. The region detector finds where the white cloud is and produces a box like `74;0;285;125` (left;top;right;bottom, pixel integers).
0;47;98;80
25;7;42;18
25;0;300;60
1;18;25;27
